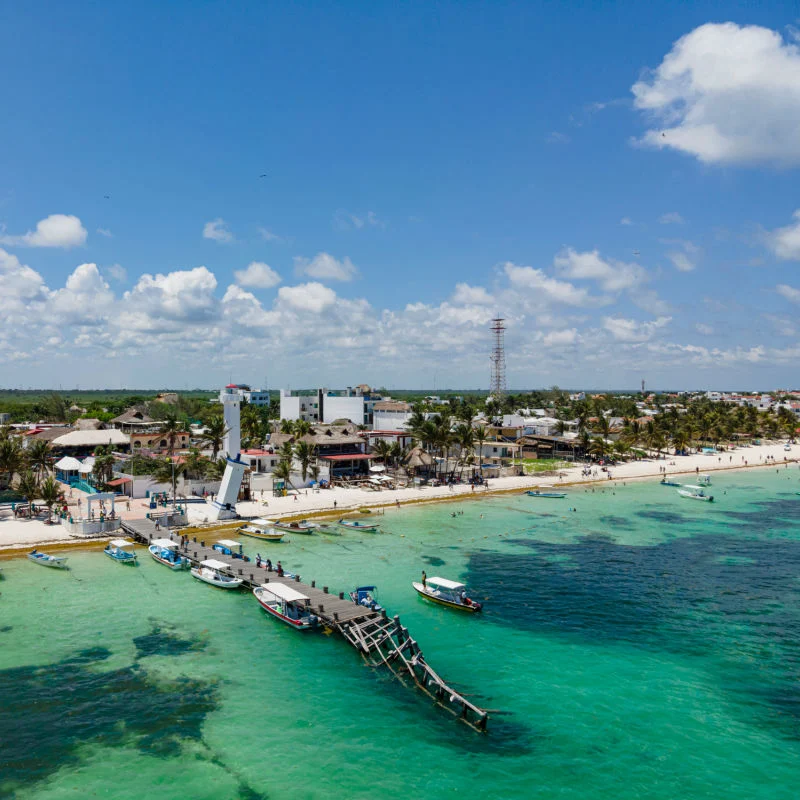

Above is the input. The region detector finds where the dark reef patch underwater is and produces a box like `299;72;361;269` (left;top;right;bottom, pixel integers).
0;645;218;794
468;529;800;737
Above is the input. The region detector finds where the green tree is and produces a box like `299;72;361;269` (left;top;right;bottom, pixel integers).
159;412;184;456
200;416;228;461
39;476;64;524
294;440;314;483
27;439;53;484
15;470;40;509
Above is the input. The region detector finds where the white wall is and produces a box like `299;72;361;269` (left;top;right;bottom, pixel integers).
323;395;365;425
373;409;413;430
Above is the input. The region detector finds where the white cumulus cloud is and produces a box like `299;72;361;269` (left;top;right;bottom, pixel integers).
768;210;800;260
234;261;282;289
278;282;337;312
659;212;685;224
603;315;672;342
553;248;646;292
776;284;800;303
203;218;233;243
0;214;87;248
452;283;494;305
632;22;800;165
294;252;357;282
504;263;600;307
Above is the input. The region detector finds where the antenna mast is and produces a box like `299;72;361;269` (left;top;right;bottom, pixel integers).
489;317;507;400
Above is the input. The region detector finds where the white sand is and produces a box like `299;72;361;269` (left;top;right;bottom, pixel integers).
3;440;797;549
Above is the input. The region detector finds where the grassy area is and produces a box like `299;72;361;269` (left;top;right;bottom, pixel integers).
521;458;570;474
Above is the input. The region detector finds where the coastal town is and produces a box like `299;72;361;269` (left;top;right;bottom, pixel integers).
1;372;799;549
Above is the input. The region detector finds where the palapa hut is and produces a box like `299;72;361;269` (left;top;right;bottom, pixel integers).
403;446;434;480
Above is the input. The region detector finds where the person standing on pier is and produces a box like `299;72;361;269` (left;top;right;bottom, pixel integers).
277;561;284;577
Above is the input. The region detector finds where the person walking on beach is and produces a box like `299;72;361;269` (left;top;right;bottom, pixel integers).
333;500;337;510
154;519;160;531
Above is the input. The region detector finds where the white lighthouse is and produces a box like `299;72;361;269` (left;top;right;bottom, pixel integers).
220;383;241;458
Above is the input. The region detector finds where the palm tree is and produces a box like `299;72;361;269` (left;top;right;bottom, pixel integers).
15;470;39;511
159;413;184;456
294;440;314;483
0;434;24;488
182;448;210;480
272;458;294;491
293;419;312;437
200;416;228;460
39;476;64;524
92;445;116;489
389;442;407;470
27;439;53;484
150;458;179;504
371;439;392;464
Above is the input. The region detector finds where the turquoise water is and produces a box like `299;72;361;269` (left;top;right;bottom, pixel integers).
2;468;800;798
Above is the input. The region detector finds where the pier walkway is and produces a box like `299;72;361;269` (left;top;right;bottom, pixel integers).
122;517;489;731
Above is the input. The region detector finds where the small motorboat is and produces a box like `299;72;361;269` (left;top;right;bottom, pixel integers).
349;585;382;612
524;490;566;499
212;538;246;558
148;538;189;570
678;486;714;502
191;559;243;590
104;539;137;565
271;520;318;534
238;519;284;542
253;583;318;629
27;549;68;569
660;479;681;486
697;474;712;486
336;518;380;532
412;576;482;612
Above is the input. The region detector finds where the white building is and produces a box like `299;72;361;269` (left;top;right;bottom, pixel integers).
372;401;414;431
220;384;241;458
280;386;388;428
241;388;270;406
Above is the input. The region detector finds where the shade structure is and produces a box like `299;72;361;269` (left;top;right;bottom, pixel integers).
54;456;82;471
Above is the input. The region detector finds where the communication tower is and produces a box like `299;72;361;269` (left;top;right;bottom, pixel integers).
489;317;507;399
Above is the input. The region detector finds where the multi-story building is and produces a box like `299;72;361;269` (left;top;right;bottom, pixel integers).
280;385;388;427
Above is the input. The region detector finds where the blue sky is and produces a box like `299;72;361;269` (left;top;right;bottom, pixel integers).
1;1;800;390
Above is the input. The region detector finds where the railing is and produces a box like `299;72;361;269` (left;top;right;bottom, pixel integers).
63;518;122;537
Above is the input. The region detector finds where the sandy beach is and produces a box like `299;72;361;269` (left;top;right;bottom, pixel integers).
2;440;797;553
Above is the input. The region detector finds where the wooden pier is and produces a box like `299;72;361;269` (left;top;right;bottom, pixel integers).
122;518;489;731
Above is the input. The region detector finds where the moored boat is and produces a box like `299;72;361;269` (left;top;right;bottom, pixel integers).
349;585;382;612
524;490;566;498
190;558;244;589
697;474;712;485
212;538;245;557
104;539;137;564
271;520;318;534
27;549;68;569
660;478;681;486
336;518;380;532
148;538;190;570
678;485;714;502
253;583;318;629
413;576;482;612
238;519;284;542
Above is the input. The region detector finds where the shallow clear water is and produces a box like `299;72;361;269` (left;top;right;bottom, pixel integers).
2;467;800;799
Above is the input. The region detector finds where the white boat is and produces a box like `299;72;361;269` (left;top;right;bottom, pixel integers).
412;576;482;612
253;582;318;629
27;549;68;569
697;474;712;485
336;518;380;532
677;485;714;502
191;558;243;590
271;519;318;534
104;539;137;564
238;519;284;542
148;538;189;570
212;538;244;557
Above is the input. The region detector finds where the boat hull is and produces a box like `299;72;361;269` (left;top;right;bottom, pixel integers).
336;521;380;532
190;568;243;589
253;589;316;629
272;523;316;534
238;527;284;542
677;491;714;502
412;582;481;612
148;546;188;570
27;553;68;569
524;492;566;498
104;550;137;564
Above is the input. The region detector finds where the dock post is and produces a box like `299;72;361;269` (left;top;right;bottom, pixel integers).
201;540;205;547
339;592;344;599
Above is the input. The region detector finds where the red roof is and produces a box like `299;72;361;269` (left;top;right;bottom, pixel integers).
107;477;132;486
225;383;238;388
320;453;372;461
242;449;273;456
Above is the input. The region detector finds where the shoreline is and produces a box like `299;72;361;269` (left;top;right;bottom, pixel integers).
2;442;797;554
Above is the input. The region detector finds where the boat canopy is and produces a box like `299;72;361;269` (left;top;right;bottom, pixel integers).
200;558;230;570
427;577;466;590
152;538;178;548
216;539;241;548
109;539;133;548
260;582;309;602
250;518;275;527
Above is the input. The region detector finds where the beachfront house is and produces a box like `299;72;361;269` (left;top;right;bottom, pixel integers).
280;385;392;428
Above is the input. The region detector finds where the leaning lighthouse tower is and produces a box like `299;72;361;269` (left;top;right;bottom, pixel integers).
221;383;241;458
